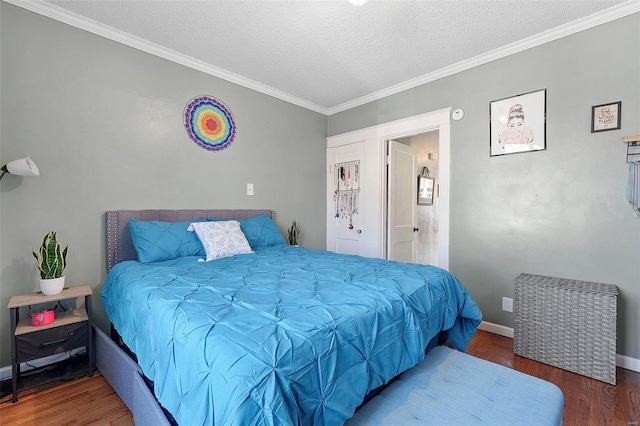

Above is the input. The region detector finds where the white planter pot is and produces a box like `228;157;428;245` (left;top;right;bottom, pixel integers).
40;276;65;296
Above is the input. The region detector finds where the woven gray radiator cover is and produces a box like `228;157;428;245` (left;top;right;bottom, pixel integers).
514;273;618;385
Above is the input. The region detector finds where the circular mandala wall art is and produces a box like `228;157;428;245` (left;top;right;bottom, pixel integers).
184;96;236;151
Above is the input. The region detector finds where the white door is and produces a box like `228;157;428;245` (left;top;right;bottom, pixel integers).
327;141;370;256
387;140;417;263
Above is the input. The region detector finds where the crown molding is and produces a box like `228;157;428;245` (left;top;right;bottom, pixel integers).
4;0;638;116
2;0;330;115
327;0;640;115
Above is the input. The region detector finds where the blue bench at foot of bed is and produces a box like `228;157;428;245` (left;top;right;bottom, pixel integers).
347;345;564;426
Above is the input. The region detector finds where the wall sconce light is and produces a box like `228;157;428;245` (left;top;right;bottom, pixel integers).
428;153;439;161
0;158;40;182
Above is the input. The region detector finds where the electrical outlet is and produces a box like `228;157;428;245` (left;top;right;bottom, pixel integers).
247;183;254;196
502;297;513;313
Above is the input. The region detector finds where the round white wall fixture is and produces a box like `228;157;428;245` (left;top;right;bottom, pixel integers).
452;109;464;121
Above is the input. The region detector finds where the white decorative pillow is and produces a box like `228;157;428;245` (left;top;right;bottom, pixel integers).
188;220;253;261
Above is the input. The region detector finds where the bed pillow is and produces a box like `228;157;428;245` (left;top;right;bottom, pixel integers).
129;218;206;263
239;214;287;248
188;220;253;261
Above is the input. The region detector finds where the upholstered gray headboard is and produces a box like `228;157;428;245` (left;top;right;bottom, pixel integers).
105;209;274;273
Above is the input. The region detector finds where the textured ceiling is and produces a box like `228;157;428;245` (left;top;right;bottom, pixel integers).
30;0;634;113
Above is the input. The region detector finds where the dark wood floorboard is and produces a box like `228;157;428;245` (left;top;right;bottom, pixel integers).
1;331;638;425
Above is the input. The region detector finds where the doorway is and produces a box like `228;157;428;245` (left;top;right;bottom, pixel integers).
391;130;440;266
326;108;451;270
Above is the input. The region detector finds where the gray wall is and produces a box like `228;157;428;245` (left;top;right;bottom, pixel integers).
329;14;640;360
0;4;327;366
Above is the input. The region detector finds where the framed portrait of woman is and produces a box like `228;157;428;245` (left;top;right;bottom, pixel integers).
489;89;547;157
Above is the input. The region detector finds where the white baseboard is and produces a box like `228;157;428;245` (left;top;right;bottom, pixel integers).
477;321;514;338
477;321;639;373
616;354;640;373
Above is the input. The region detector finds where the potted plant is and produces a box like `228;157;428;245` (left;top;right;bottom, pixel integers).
33;231;68;295
287;221;300;246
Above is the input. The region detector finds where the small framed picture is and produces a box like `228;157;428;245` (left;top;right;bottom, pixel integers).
417;176;435;206
591;101;621;133
490;89;546;157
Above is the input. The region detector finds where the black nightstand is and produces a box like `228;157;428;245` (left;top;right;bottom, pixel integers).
8;285;94;402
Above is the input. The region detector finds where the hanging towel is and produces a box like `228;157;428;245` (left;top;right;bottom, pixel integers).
626;161;640;217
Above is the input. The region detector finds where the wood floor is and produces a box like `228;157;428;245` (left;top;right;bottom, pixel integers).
0;371;133;425
1;330;638;425
466;330;640;426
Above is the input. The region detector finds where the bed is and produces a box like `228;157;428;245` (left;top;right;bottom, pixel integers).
101;209;482;425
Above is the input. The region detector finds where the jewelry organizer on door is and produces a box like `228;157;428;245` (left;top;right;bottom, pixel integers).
333;160;360;229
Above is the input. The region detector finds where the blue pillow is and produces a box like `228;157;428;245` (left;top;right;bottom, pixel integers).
239;214;286;248
129;218;206;263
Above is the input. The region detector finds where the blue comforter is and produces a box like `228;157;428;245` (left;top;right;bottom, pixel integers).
101;246;482;425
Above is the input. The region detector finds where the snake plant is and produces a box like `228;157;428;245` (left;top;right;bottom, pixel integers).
32;231;68;279
287;221;300;246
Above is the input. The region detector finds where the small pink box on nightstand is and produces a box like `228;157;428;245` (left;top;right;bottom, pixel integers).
31;309;55;326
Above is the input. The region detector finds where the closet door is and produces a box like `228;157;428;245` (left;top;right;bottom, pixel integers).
327;141;379;258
